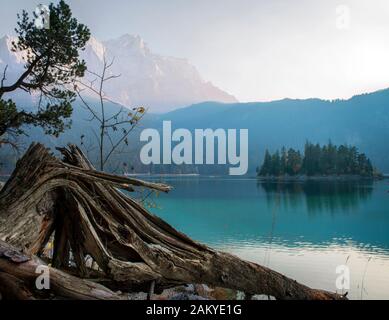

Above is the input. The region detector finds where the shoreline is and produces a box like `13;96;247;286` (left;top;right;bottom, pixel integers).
257;174;383;182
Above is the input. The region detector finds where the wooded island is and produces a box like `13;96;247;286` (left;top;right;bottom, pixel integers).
257;141;380;178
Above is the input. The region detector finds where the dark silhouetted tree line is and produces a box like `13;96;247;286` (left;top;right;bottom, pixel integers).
258;141;377;177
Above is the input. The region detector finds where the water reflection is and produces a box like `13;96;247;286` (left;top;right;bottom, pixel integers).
149;177;389;299
258;180;373;214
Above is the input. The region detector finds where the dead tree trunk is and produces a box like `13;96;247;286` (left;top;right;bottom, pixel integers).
0;240;123;300
0;143;346;300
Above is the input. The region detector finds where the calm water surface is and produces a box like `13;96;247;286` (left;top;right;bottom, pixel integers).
147;177;389;300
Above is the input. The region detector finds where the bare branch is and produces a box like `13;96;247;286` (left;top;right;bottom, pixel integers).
104;74;121;81
76;53;147;171
1;65;8;88
75;88;103;123
0;52;44;98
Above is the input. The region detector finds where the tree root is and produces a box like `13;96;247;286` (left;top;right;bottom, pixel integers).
0;143;347;300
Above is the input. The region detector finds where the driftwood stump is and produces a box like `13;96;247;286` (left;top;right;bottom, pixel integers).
0;143;346;300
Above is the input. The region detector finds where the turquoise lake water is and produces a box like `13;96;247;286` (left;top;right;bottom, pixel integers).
147;177;389;300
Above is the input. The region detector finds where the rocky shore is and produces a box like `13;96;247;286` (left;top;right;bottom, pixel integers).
128;284;272;300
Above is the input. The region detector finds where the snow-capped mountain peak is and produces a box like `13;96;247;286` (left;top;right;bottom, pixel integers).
0;35;26;65
85;36;106;61
0;34;237;112
103;34;151;58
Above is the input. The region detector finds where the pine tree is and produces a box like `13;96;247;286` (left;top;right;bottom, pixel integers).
326;140;337;174
0;1;90;148
258;142;376;177
302;141;315;175
259;149;272;176
280;146;287;175
271;151;281;176
286;148;302;175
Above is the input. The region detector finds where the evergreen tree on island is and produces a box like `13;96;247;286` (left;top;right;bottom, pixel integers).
258;141;378;177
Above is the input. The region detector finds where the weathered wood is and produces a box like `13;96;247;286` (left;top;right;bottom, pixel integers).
0;143;346;300
0;272;35;300
0;240;123;300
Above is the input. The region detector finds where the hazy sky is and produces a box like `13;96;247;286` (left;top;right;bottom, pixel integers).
2;0;389;102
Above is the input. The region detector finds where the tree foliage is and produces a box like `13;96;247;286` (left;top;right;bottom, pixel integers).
258;141;376;177
0;0;90;147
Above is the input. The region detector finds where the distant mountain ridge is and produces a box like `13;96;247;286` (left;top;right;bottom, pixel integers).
0;34;237;112
153;88;389;173
1;33;389;174
2;88;389;174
